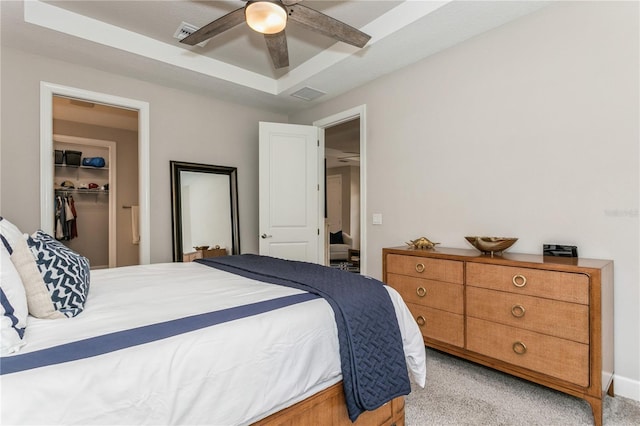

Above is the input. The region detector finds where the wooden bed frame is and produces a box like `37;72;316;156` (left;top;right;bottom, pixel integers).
255;382;405;426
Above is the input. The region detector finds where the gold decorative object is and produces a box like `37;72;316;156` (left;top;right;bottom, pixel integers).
406;237;440;250
465;236;518;255
194;245;210;251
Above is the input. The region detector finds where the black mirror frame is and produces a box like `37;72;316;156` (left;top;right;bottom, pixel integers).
170;161;240;261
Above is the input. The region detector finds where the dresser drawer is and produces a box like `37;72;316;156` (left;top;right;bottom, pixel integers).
467;317;589;387
467;287;589;343
387;273;463;314
386;254;463;284
466;263;589;304
406;303;464;347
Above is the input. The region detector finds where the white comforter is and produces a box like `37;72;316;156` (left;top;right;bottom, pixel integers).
1;262;426;425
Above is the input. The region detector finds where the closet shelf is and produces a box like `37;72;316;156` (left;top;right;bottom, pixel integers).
55;164;109;171
55;188;109;195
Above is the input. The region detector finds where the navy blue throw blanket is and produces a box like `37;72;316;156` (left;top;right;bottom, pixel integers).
196;254;411;421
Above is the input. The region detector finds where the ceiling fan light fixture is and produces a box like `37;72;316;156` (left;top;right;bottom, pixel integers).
245;1;287;35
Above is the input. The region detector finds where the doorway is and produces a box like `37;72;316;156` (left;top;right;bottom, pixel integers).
52;92;144;267
314;105;366;275
40;82;151;265
325;119;360;273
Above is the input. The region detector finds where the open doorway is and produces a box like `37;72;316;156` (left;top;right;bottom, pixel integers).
40;82;151;265
52;96;139;267
325;118;361;273
314;105;366;274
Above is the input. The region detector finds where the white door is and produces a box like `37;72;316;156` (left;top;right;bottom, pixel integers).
259;122;323;263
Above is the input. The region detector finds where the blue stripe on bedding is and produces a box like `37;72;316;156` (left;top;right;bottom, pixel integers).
0;292;319;376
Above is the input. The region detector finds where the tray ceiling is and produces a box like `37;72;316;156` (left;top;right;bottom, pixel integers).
1;1;550;113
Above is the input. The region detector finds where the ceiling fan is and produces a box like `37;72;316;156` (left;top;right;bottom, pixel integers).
180;0;371;69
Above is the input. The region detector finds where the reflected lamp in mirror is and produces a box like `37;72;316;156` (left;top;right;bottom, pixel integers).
170;161;240;262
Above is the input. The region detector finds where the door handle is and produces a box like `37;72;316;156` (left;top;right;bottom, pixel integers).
261;233;272;239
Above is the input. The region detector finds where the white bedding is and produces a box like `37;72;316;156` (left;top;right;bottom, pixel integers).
0;262;426;425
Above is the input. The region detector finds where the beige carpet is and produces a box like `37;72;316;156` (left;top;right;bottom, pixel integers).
405;348;640;425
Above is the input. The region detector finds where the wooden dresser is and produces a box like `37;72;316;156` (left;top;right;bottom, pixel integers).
383;246;614;426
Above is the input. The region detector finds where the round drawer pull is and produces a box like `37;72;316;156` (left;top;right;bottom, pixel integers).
511;304;526;318
416;315;426;326
512;274;527;287
415;263;425;273
512;341;527;355
416;287;427;297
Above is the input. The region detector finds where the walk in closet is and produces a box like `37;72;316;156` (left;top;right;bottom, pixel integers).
53;135;116;269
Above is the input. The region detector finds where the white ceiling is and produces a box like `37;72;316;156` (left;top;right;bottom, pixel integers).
1;0;550;114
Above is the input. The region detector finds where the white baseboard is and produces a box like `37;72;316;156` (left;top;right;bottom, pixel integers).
613;374;640;401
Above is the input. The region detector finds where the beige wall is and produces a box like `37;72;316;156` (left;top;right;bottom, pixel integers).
291;2;640;396
1;47;287;262
327;166;352;235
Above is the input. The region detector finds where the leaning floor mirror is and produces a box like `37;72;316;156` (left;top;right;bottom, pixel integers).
170;161;240;262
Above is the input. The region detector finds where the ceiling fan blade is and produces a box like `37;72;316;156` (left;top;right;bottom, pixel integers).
180;7;245;46
264;31;289;69
287;4;371;48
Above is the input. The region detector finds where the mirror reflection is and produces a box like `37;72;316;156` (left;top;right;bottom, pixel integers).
171;161;240;261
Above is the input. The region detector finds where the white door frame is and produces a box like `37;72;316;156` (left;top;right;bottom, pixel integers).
40;82;151;264
313;105;367;275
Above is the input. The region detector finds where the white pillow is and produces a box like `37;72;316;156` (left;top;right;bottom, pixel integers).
1;236;28;354
0;216;25;253
13;233;65;319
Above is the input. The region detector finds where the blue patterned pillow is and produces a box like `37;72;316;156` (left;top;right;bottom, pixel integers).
26;230;90;318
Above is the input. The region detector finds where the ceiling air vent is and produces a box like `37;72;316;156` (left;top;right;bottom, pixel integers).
173;22;210;48
290;87;326;101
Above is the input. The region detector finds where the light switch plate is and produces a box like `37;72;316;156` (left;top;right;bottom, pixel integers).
372;213;383;225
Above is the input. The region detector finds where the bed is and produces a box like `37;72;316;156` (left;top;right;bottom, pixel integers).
1;247;426;425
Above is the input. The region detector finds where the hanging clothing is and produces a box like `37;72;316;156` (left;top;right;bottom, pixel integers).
54;194;78;241
68;196;78;239
55;196;64;240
